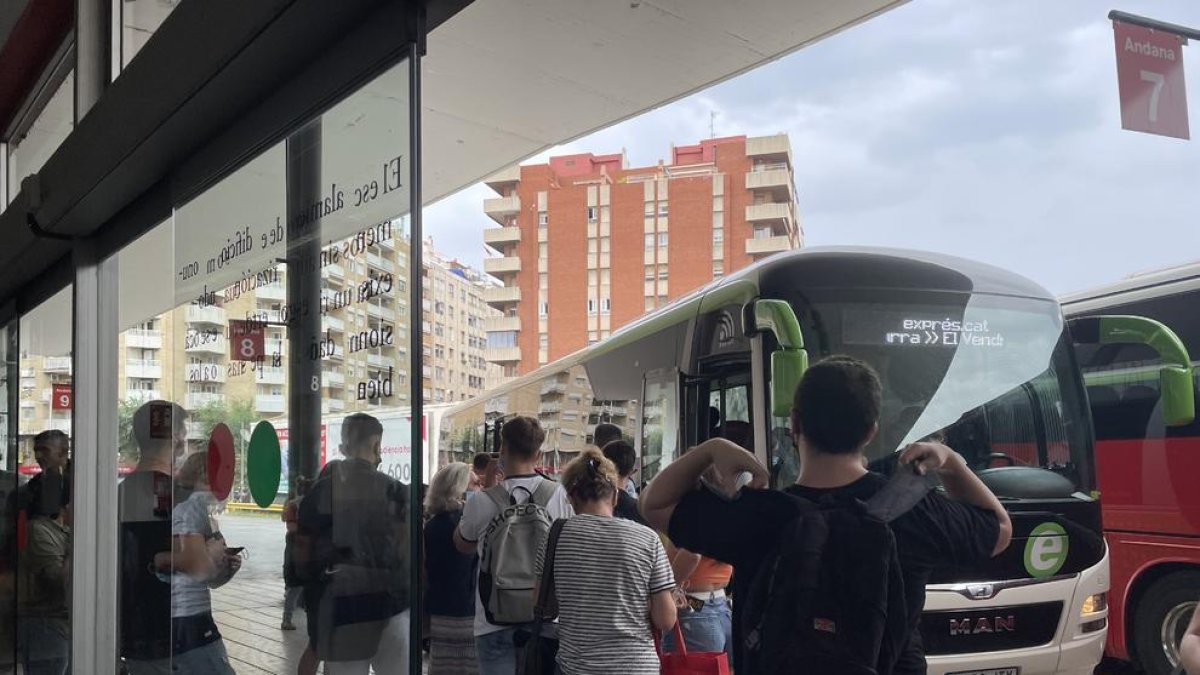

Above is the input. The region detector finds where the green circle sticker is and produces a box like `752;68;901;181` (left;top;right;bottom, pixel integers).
1024;522;1068;578
247;421;281;508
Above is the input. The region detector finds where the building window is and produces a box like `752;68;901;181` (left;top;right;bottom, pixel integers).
657;268;668;281
658;233;668;247
539;212;548;227
539;302;548;317
587;207;597;223
713;228;724;244
587;299;597;315
644;265;654;280
658;202;669;216
713;261;725;278
644;202;654;216
601;298;611;314
644;234;654;250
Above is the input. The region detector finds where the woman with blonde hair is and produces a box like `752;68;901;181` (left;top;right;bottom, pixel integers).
423;462;479;674
535;449;676;675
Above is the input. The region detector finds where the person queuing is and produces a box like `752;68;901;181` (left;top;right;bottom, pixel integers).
282;476;313;631
298;415;410;675
641;355;1013;674
17;466;71;675
424;462;479;675
154;451;242;673
601;440;645;525
535;449;676;675
454;417;572;675
592;423;635;497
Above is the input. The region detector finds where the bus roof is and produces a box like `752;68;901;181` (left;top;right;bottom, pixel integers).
1061;259;1200;313
447;246;1054;417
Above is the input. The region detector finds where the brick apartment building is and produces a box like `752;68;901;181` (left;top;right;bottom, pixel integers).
482;133;800;376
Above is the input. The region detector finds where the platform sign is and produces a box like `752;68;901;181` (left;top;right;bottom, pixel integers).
229;319;266;361
51;384;72;410
1114;20;1190;140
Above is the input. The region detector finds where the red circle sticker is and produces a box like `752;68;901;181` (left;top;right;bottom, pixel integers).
207;423;236;501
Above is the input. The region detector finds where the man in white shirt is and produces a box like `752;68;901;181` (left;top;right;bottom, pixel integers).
455;416;572;675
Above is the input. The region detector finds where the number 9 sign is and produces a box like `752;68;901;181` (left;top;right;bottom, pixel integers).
52;384;73;410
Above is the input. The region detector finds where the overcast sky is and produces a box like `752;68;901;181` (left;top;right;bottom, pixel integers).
425;0;1200;296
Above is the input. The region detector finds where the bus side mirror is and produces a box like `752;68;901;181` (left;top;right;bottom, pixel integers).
744;299;809;417
771;349;808;418
1069;315;1196;427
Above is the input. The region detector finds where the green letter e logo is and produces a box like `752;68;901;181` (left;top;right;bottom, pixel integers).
1024;522;1068;578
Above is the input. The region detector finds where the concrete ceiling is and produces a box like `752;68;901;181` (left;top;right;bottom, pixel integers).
421;0;906;204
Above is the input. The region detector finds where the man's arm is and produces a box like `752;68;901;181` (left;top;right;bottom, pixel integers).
899;442;1013;556
640;437;767;533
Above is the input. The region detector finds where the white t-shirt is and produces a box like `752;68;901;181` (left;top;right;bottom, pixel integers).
457;474;573;636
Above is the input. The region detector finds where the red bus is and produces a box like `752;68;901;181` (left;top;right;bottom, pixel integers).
1063;263;1200;675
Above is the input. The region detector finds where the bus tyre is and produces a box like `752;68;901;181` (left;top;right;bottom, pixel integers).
1133;570;1200;675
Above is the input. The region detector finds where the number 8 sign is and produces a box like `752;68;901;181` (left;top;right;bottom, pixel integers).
228;319;266;361
1114;19;1190;140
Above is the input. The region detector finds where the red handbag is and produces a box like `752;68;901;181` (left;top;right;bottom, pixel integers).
657;623;731;675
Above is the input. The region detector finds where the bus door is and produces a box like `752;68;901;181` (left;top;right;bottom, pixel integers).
683;368;753;452
640;368;681;483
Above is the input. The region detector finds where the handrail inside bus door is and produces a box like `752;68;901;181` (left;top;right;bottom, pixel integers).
743;299;809;417
1068;314;1196;427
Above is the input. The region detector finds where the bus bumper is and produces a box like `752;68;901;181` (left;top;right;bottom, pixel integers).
926;548;1109;675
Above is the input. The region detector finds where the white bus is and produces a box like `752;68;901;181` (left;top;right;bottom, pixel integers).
440;246;1196;674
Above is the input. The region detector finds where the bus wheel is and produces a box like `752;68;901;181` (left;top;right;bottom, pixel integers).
1133;570;1200;675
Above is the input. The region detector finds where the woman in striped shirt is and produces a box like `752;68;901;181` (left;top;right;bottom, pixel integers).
534;449;676;675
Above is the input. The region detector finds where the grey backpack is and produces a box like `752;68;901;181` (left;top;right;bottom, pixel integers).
477;479;558;625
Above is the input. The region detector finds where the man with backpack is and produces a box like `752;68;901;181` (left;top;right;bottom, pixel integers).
297;413;410;675
641;355;1013;675
455;416;572;675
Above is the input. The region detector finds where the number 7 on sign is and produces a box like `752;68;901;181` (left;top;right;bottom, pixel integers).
1140;70;1165;123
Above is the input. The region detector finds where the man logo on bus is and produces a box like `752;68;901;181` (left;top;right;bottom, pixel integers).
1024;522;1069;578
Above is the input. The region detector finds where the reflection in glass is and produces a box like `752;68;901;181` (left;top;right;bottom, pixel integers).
7;71;74;201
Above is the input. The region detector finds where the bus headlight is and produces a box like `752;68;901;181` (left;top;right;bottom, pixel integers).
1080;592;1108;616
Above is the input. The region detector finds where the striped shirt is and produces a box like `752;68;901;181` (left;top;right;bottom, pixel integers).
535;514;674;675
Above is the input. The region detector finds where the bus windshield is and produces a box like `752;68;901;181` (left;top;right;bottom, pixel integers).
771;291;1095;498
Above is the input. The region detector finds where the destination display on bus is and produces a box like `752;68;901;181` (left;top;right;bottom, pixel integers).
842;308;1008;348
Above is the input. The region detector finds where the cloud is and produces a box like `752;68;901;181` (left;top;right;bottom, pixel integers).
427;1;1200;295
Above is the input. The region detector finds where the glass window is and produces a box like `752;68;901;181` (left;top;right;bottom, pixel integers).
713;228;724;244
7;70;74;201
120;0;183;69
641;370;679;482
111;55;417;671
644;234;654;249
658;202;669;215
587;207;597;223
658;233;668;247
8;286;75;666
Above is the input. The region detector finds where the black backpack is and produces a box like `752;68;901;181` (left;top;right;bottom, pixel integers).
740;468;935;675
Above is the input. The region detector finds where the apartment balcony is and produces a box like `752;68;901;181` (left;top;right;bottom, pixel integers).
322;315;345;333
46;419;72;434
186;392;224;409
746;166;792;190
367;353;391;369
125;329;163;349
125;389;162;403
325;263;345;280
186;304;226;326
128;359;164;380
539;402;561;415
485;315;521;333
257;282;287;301
257;366;286;385
324;399;346;413
367;303;396;321
486;346;521;364
483;227;521;248
266;340;286;355
540;380;567;396
483;286;521;307
483;195;521;225
367;251;395;272
745;203;794;234
43;357;72;374
323;369;346;387
186;334;226;355
256;394;286;414
746;134;792;165
484;165;521;194
745;235;794;257
483;256;521;276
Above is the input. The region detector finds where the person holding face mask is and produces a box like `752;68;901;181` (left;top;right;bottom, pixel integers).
297;413;411;675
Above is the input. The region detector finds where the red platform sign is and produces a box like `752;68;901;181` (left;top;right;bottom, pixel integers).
51;384;72;410
229;319;266;361
1114;20;1190;140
